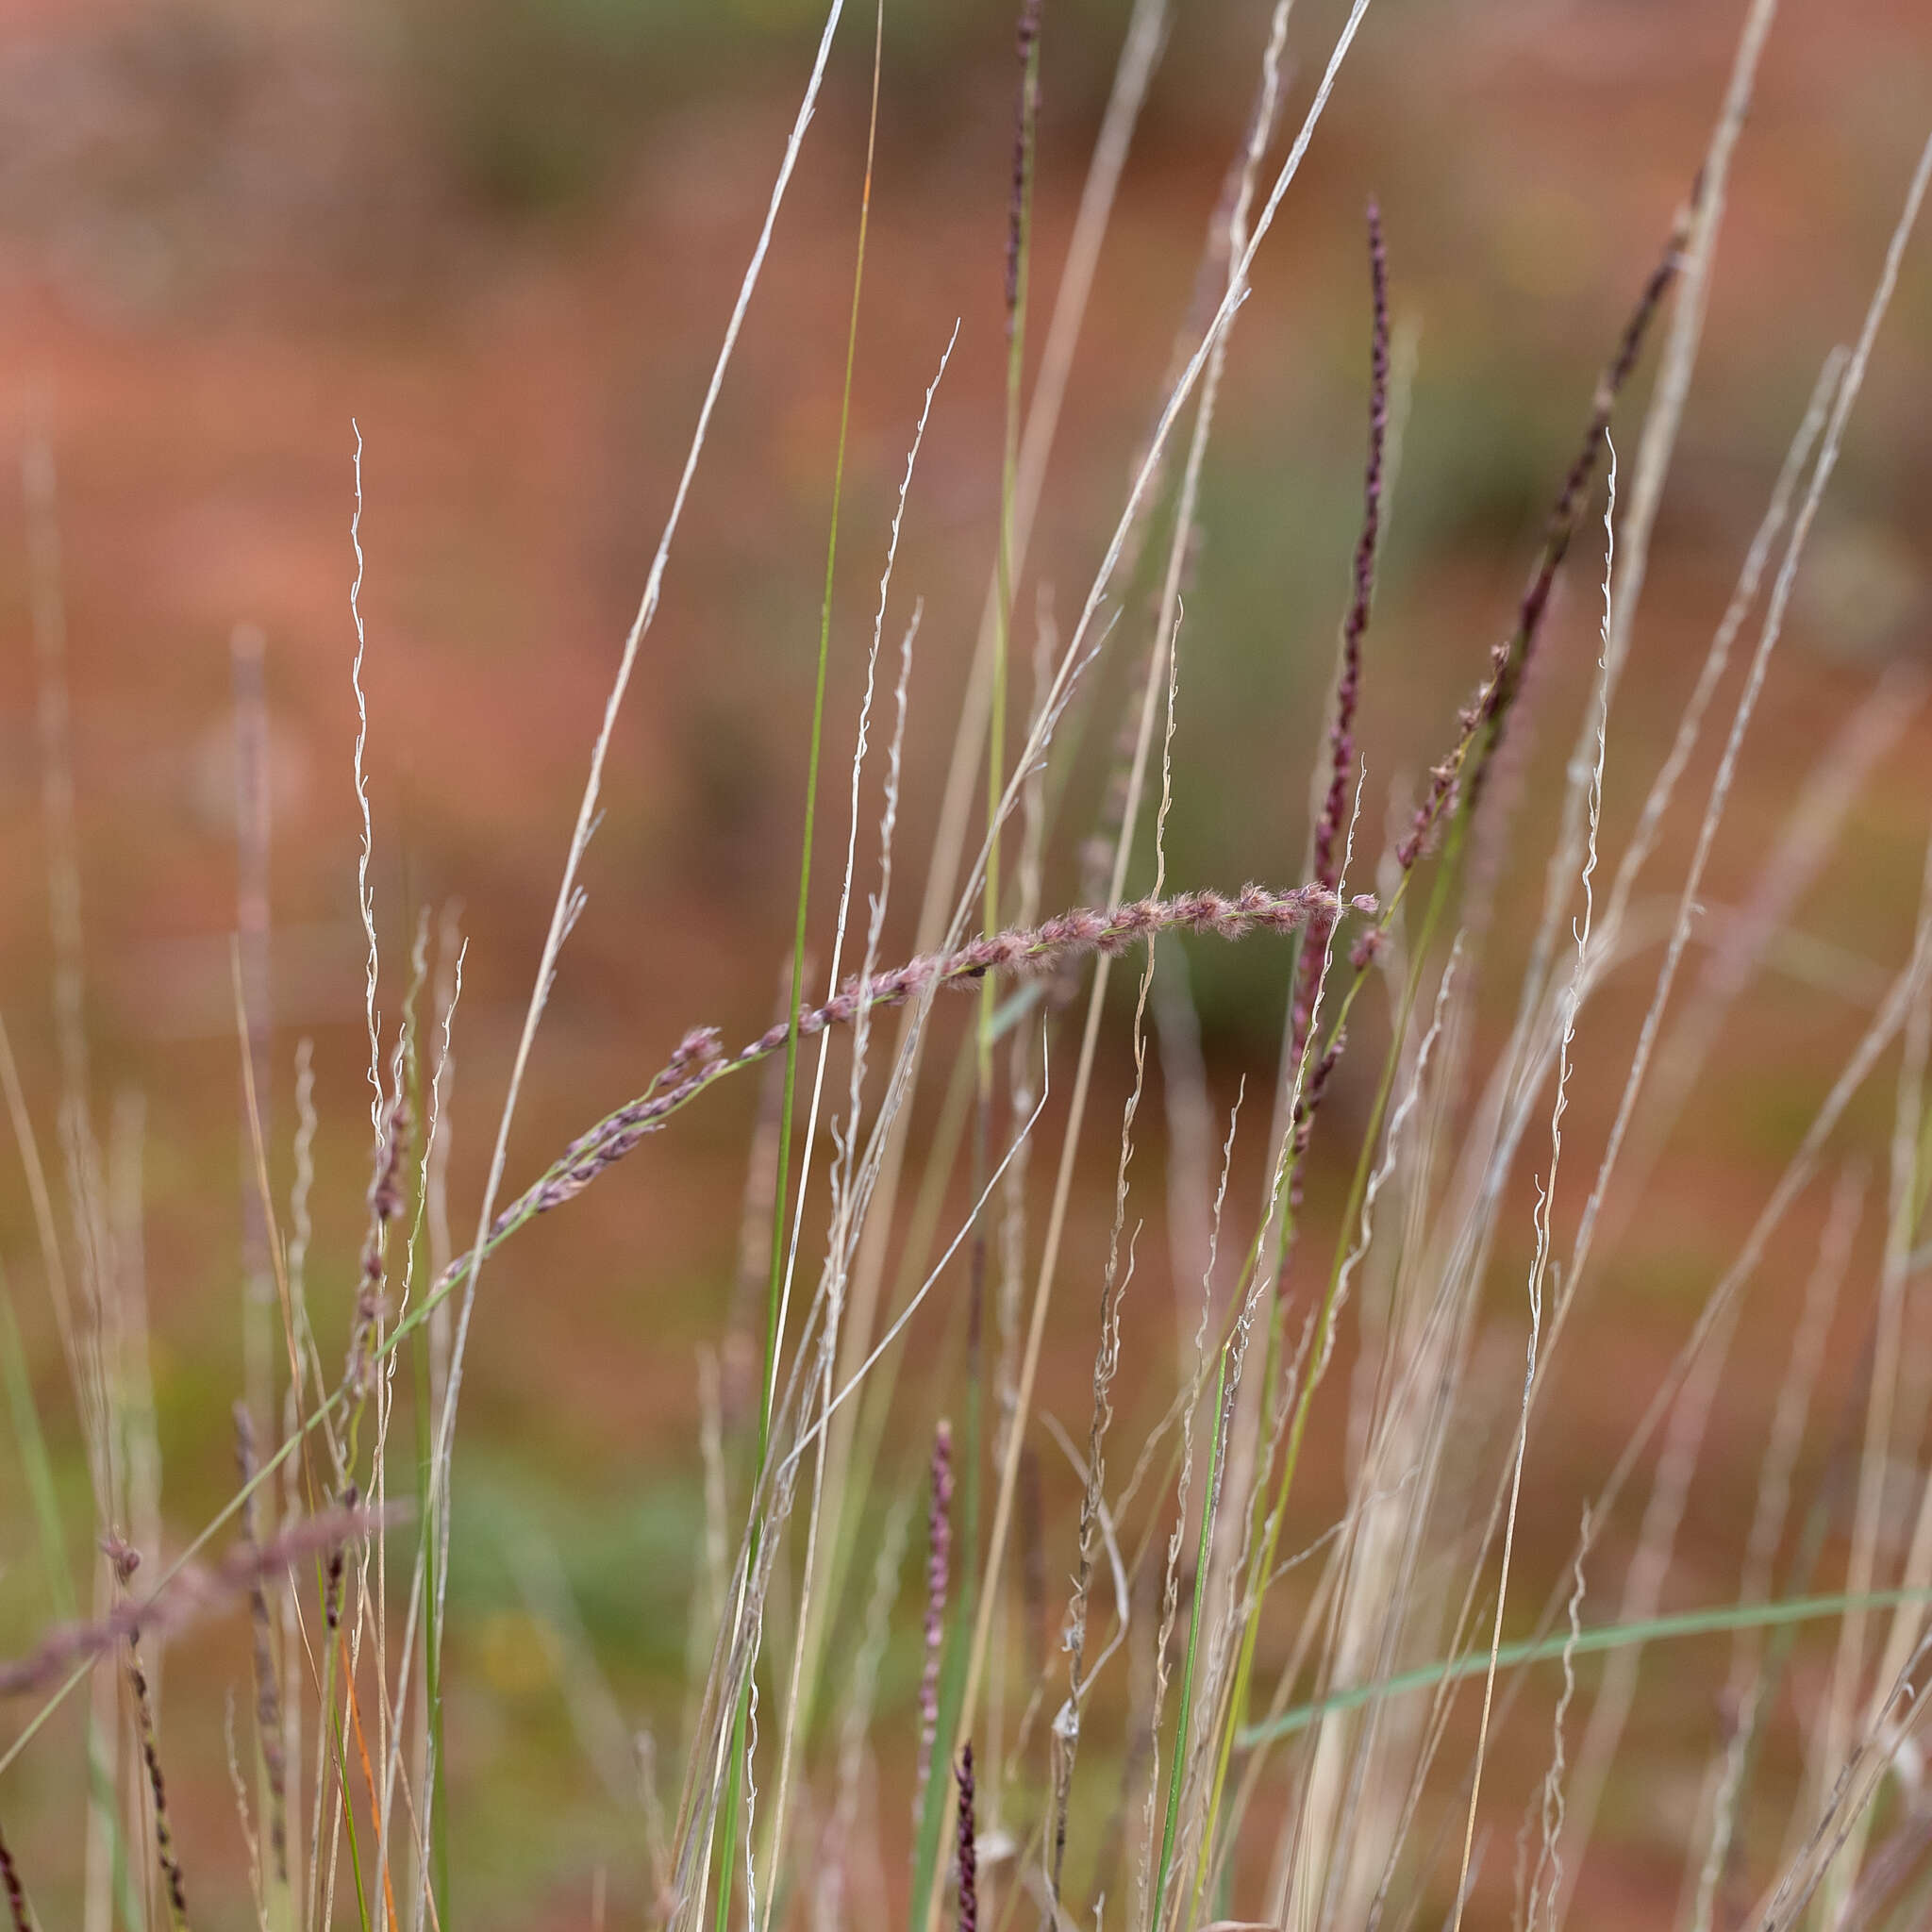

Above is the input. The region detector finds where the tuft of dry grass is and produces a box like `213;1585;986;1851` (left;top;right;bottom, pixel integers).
6;4;1932;1931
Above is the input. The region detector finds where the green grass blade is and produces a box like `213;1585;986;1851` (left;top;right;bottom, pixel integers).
330;1691;373;1932
1238;1586;1932;1749
0;1273;75;1621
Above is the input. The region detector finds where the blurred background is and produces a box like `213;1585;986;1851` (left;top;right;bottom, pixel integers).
1;0;1930;1923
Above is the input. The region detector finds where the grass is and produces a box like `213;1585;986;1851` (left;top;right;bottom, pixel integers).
4;2;1932;1929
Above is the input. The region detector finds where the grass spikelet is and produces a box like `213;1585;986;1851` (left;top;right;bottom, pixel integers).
954;1743;977;1932
233;1405;288;1890
0;1816;31;1932
103;1539;192;1932
917;1420;954;1836
130;1638;190;1931
1395;205;1688;870
0;1505;391;1704
1293;195;1390;1066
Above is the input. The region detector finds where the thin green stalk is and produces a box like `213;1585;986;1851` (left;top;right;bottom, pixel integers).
0;1275;73;1620
311;1561;350;1932
410;1317;445;1924
718;22;874;1925
405;1103;448;1929
327;1686;373;1932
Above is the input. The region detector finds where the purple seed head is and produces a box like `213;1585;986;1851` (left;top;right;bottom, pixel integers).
955;1740;978;1932
916;1421;955;1835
